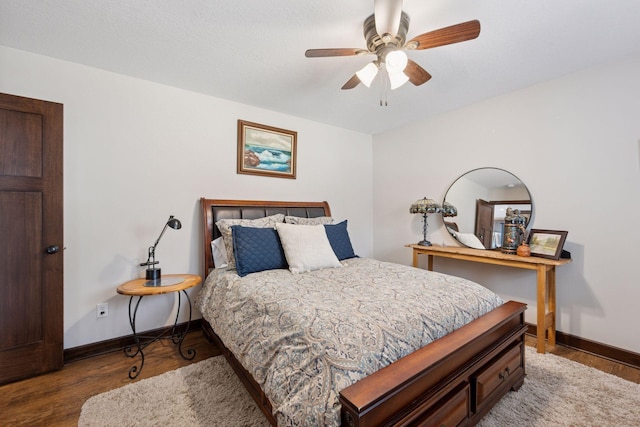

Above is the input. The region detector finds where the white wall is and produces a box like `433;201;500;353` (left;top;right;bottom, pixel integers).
373;53;640;353
3;44;639;355
0;46;373;349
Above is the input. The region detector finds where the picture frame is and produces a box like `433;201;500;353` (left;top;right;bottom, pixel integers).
237;120;297;179
527;229;568;260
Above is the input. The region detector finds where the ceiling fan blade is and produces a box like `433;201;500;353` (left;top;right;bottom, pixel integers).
405;59;432;86
341;74;361;90
408;20;481;50
374;0;403;37
305;48;365;58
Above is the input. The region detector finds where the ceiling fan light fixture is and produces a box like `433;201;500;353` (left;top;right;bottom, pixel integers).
385;50;408;73
356;62;379;87
388;70;409;90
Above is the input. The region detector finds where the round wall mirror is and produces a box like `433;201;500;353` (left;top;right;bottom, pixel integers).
443;168;533;250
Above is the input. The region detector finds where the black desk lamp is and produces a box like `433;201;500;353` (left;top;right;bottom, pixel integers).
140;215;182;280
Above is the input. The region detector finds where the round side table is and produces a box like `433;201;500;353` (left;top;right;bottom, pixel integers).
116;273;202;379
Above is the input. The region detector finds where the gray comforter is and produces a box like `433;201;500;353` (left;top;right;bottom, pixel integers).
195;257;503;426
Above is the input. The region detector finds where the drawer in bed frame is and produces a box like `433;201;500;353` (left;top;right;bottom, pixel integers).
473;343;524;413
339;301;527;427
392;340;524;427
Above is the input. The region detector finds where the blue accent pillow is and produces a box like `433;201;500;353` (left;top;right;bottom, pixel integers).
231;226;288;277
324;220;357;260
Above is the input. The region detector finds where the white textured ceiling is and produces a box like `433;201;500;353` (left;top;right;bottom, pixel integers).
2;0;640;134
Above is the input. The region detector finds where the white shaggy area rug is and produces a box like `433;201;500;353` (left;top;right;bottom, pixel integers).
79;347;640;426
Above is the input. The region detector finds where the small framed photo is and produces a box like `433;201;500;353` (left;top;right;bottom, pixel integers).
237;120;297;179
527;229;568;260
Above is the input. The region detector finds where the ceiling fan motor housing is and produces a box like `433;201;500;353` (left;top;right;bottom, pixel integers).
364;12;410;54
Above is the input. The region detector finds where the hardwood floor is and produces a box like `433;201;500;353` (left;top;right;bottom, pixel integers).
525;335;640;383
0;331;220;426
0;332;638;426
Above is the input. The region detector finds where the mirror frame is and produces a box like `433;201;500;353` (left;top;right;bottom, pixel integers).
443;168;534;250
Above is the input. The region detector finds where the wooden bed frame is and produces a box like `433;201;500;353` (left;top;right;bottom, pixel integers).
200;198;527;426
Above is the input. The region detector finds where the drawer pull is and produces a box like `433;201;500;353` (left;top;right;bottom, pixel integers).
498;367;511;381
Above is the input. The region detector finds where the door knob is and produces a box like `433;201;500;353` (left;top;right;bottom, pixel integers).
46;245;60;254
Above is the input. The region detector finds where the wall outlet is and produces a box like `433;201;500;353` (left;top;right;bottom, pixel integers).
97;303;109;318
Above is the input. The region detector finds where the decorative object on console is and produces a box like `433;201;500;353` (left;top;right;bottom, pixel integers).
501;208;527;254
237;120;297;179
516;225;531;256
516;242;531;257
139;215;182;282
528;229;568;260
410;197;441;246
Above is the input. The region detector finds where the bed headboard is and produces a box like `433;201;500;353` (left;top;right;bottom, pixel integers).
200;198;331;279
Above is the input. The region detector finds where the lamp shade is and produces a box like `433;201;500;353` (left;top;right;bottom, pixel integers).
386;50;408;74
410;197;441;214
441;202;458;217
356;62;379;87
388;70;409;90
167;217;182;230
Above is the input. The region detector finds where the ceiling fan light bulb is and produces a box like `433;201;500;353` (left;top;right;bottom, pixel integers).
389;70;409;90
385;50;408;73
356;62;379;87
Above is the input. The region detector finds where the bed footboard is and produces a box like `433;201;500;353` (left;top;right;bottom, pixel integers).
339;300;527;427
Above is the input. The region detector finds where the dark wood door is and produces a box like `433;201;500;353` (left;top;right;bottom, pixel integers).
0;93;63;384
475;199;494;249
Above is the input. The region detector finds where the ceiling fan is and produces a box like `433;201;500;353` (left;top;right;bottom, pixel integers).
305;0;480;96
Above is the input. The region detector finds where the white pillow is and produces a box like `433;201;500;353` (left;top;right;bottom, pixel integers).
454;232;486;249
284;216;333;225
275;223;342;274
210;237;228;268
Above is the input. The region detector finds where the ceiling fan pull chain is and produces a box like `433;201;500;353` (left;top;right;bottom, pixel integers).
381;86;388;106
380;65;389;106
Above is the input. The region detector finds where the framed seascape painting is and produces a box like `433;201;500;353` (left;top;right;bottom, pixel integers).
527;229;568;260
237;120;297;179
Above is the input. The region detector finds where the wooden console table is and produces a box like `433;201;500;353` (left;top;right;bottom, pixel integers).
407;244;572;353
